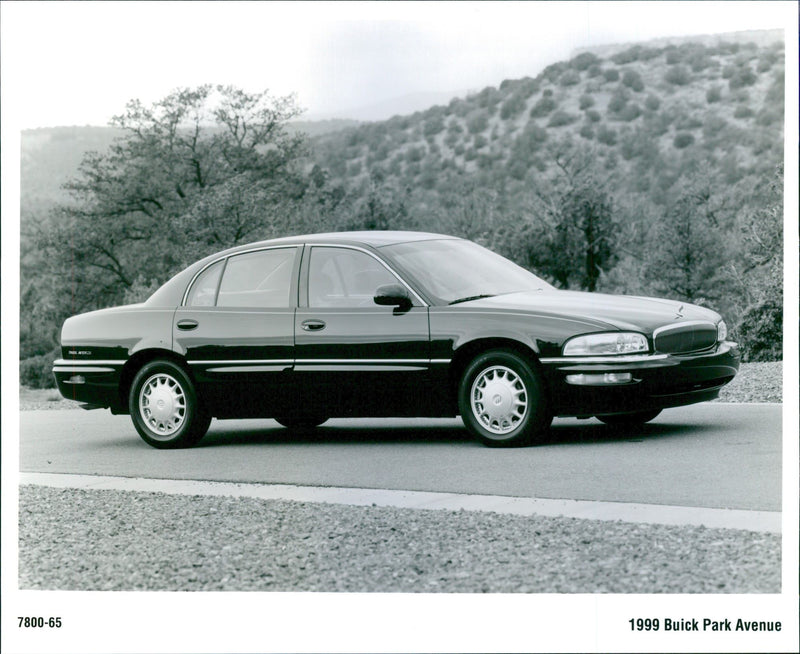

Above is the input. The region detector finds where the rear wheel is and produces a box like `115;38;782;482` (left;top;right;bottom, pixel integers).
596;409;661;426
129;360;210;449
458;350;551;447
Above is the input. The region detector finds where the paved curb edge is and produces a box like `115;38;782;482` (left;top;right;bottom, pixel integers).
19;472;781;534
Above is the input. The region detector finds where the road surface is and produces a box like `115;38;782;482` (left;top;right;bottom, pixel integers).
19;403;781;511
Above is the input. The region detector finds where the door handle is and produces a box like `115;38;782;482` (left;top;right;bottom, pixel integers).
301;319;326;332
176;319;199;331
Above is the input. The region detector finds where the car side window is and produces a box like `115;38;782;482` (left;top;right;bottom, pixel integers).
216;248;297;308
309;247;399;308
187;259;224;307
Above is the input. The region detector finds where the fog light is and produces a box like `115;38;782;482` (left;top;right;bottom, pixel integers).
67;375;86;385
566;372;632;385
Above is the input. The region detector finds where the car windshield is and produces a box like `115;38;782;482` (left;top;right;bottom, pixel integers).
382;238;553;305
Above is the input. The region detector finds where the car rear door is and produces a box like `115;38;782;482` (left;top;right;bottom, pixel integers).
173;245;300;417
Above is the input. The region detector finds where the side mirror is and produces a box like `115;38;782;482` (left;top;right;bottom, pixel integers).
373;284;412;311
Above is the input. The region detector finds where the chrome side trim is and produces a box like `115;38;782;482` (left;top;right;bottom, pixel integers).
652;320;716;339
188;360;293;366
296;359;428;365
53;366;116;374
540;354;670;364
53;359;126;367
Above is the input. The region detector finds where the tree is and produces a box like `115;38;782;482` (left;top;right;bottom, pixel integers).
519;140;618;290
36;85;308;314
733;164;783;361
642;177;733;307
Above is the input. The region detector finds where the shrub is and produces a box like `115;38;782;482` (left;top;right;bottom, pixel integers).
608;88;628;114
664;65;691;86
473;134;487;149
579;124;594;140
622;69;645;92
721;64;737;79
467;111;489;134
579;94;595;110
517;77;541;98
547;110;578;127
644;94;661;111
423;115;445;137
706;86;722;103
728;66;757;90
541;62;567;83
673;132;694;149
585;109;602;123
618;103;642;122
20;349;59;389
596;125;617;145
570;52;600;71
587;64;603;78
756;108;782;127
500;93;527;120
603;68;620;82
559;70;581;86
665;48;681;65
529;96;557;118
737;293;782;361
612;46;641;65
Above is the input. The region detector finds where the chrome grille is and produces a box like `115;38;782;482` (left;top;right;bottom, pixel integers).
653;321;717;354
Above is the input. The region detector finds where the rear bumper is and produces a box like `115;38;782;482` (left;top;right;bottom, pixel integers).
541;341;740;416
53;359;125;411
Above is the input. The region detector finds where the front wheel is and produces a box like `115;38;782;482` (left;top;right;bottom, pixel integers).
458;350;551;447
596;409;662;426
129;360;211;449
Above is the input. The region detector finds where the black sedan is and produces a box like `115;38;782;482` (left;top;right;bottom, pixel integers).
53;231;740;448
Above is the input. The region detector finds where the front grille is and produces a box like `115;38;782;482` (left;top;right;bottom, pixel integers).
653;321;717;354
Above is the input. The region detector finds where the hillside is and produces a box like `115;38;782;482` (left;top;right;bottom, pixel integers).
311;35;784;205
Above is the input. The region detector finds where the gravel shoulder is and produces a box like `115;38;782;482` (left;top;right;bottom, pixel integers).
18;485;780;593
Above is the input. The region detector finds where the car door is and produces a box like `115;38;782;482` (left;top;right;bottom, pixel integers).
173;245;300;417
294;245;431;417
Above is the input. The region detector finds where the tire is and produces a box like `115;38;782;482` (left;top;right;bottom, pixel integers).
274;416;329;430
458;349;551;447
129;360;211;449
596;409;662;426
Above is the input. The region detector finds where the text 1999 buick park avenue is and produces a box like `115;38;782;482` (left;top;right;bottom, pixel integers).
54;231;740;448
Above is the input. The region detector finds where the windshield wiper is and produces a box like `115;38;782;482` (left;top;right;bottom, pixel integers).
448;294;495;305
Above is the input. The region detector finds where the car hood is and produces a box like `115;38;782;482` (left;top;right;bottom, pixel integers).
467;290;721;334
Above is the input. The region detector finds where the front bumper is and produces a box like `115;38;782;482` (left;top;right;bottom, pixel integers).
53;359;126;411
540;341;740;416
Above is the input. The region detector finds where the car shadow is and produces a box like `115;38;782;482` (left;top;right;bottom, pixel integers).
195;417;715;448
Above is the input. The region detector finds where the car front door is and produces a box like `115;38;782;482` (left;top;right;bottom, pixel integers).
173;245;300;418
294;245;431;418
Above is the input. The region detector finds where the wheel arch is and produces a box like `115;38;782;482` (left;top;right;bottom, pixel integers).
118;348;190;413
448;337;546;402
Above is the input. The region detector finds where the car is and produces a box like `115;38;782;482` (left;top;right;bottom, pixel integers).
53;231;740;448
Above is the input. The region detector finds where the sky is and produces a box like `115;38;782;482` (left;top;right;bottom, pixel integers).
1;1;794;128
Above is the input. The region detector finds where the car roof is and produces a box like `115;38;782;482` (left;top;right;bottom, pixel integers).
237;230;457;250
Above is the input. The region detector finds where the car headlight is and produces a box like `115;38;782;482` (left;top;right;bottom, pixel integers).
563;332;649;356
717;320;728;342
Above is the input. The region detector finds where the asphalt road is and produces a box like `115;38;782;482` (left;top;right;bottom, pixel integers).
19;403;781;511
